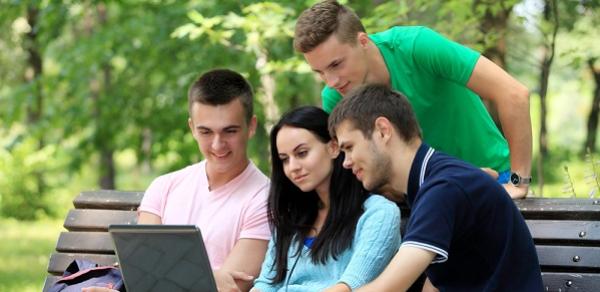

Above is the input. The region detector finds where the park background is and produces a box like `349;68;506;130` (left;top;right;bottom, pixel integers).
0;0;598;291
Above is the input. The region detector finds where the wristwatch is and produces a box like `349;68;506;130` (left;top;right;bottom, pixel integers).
510;172;532;187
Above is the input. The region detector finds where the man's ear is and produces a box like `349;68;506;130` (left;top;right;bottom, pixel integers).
357;32;369;48
374;117;393;143
188;118;196;138
247;115;257;138
327;139;340;159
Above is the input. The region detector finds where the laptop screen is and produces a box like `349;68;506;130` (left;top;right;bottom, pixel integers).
109;225;217;292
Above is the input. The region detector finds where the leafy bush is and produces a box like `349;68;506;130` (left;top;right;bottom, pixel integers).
0;130;55;220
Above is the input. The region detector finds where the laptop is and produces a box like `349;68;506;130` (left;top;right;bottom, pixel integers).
108;224;218;292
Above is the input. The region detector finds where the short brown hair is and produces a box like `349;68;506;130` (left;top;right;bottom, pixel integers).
328;84;422;142
294;0;365;53
188;69;253;122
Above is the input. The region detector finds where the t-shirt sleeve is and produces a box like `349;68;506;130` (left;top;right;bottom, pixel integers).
137;175;170;219
411;27;480;85
321;86;343;114
338;195;401;289
239;184;271;240
401;181;470;264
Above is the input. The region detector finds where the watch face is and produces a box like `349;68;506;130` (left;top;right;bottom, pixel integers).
510;173;520;185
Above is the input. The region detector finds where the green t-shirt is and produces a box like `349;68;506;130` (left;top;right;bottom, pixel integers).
322;26;510;172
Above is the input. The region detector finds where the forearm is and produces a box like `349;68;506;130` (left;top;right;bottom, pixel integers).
467;56;532;180
220;239;269;292
356;247;434;292
338;199;401;289
252;239;283;292
497;86;532;178
137;211;162;224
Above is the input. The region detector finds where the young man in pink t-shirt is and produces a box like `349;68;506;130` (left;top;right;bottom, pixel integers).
136;69;270;292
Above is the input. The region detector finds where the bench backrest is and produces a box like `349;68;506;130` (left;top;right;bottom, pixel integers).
43;190;142;291
515;199;600;291
44;191;600;291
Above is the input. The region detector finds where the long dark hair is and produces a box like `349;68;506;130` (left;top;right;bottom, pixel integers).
268;106;368;283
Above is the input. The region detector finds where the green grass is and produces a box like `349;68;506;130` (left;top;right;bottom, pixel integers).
0;218;63;292
529;149;600;198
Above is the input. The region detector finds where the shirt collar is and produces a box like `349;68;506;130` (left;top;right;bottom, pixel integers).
407;143;434;206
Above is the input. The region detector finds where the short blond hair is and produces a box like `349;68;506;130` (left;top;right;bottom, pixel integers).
294;0;365;53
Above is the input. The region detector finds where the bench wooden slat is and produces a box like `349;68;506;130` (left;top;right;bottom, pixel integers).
527;220;600;243
56;232;115;254
63;209;137;232
542;272;600;291
515;199;600;220
47;252;118;275
537;245;600;270
73;190;143;210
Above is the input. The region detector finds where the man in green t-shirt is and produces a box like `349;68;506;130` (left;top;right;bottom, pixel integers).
294;0;532;199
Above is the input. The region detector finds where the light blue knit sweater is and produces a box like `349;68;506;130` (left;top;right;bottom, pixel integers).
253;195;401;292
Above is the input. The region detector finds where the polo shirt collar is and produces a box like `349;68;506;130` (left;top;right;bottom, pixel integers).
407;143;434;207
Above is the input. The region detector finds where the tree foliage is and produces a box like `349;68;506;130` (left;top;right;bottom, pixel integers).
0;0;599;218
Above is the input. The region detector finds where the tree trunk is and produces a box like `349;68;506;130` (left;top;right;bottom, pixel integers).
24;5;45;195
25;6;43;125
98;63;115;189
141;127;153;174
476;1;513;133
583;58;600;154
538;57;551;156
537;55;551;195
94;4;116;189
99;147;116;189
254;48;280;133
479;12;509;69
536;0;559;196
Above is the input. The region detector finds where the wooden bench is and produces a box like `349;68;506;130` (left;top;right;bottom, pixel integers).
44;191;600;291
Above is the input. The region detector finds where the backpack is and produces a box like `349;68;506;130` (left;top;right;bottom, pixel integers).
48;259;125;292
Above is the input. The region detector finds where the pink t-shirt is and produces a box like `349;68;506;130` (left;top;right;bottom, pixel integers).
138;160;271;269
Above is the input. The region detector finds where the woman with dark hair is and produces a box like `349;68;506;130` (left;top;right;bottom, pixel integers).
251;106;400;291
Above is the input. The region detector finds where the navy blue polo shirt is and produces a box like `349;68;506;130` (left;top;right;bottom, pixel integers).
402;143;542;291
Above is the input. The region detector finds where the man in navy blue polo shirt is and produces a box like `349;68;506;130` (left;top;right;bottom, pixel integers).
328;84;542;291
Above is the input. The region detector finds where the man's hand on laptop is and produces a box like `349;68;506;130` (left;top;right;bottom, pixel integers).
214;269;254;292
